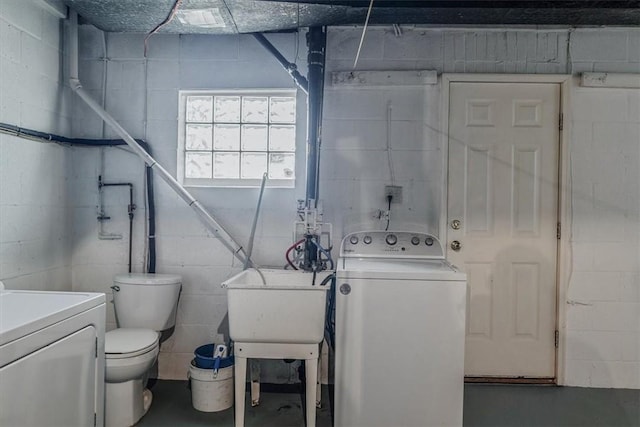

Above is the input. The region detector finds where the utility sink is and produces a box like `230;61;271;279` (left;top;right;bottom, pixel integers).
222;269;332;344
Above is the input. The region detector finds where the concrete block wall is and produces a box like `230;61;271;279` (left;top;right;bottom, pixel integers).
72;24;640;387
72;28;308;381
323;26;639;389
0;0;73;290
321;27;576;236
565;87;640;388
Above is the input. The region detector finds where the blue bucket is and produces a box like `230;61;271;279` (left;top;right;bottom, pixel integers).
194;344;234;369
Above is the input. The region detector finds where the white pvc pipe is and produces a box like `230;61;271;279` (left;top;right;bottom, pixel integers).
244;173;267;271
69;11;79;80
68;11;249;266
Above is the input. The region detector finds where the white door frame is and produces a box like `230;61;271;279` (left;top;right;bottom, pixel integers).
440;74;572;385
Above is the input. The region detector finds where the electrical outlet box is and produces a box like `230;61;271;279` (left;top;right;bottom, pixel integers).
385;185;403;203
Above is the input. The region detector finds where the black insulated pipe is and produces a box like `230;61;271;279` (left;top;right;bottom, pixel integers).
253;29;326;205
303;234;318;272
305;27;326;205
252;33;309;95
0;121;157;273
145;161;156;273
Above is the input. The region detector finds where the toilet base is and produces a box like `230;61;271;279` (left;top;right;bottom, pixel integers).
105;379;153;427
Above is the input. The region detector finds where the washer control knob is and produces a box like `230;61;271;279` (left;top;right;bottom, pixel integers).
425;237;434;246
385;234;398;246
349;235;359;245
363;235;372;245
411;236;420;245
340;283;351;295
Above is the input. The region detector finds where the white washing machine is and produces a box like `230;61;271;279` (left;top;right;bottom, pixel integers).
335;231;467;427
0;290;106;427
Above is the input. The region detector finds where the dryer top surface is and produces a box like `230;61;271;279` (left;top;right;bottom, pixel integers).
0;291;105;345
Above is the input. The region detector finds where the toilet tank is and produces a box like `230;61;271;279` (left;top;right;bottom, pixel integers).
112;273;182;331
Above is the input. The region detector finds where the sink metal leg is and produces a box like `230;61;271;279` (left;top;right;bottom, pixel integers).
250;359;261;406
233;342;320;427
316;357;322;408
305;358;318;427
234;356;247;427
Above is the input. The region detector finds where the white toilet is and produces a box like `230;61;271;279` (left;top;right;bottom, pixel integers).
105;273;182;427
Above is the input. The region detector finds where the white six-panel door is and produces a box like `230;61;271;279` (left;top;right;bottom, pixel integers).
447;82;559;378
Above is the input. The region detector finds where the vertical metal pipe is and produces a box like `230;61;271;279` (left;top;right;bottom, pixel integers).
127;184;134;273
305;27;326;205
100;180;135;272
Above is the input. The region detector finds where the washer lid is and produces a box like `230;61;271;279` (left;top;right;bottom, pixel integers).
105;328;158;356
113;273;182;285
337;258;467;281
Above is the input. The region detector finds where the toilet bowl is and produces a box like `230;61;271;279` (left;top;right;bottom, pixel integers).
106;329;159;383
105;273;181;427
105;329;160;427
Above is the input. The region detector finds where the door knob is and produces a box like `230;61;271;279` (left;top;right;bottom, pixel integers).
450;240;462;251
451;219;461;230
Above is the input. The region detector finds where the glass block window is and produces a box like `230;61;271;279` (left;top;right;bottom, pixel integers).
178;90;297;187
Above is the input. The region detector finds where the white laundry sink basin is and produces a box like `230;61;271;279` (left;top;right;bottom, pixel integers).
222;269;332;344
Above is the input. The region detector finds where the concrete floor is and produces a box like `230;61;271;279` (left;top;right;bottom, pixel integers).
138;381;332;427
137;380;640;427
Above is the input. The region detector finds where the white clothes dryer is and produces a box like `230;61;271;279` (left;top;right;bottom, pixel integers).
335;231;467;427
0;290;106;427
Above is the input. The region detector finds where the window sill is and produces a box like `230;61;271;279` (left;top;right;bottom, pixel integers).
181;178;295;188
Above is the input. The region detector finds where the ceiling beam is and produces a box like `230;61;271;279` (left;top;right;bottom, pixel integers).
263;0;640;8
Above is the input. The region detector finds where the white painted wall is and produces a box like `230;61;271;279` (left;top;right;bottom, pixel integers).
72;25;640;388
322;27;640;389
565;87;640;389
71;27;307;381
0;0;73;290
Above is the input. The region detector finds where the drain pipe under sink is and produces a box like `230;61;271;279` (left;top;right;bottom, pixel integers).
68;11;250;267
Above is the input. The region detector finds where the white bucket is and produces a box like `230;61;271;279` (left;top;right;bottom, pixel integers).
189;360;234;412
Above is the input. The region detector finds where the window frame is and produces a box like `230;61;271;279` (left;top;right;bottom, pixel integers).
177;89;298;188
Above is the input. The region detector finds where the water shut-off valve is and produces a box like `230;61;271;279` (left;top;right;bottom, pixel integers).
287;200;333;272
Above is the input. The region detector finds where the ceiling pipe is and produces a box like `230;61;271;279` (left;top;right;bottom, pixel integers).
252;33;309;95
253;29;325;206
305;26;326;206
68;10;251;268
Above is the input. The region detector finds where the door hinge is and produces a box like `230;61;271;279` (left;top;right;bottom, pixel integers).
554;330;559;348
556;222;561;240
559;113;564;131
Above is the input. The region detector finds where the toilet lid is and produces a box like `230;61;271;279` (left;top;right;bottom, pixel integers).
105;328;159;358
113;273;182;285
